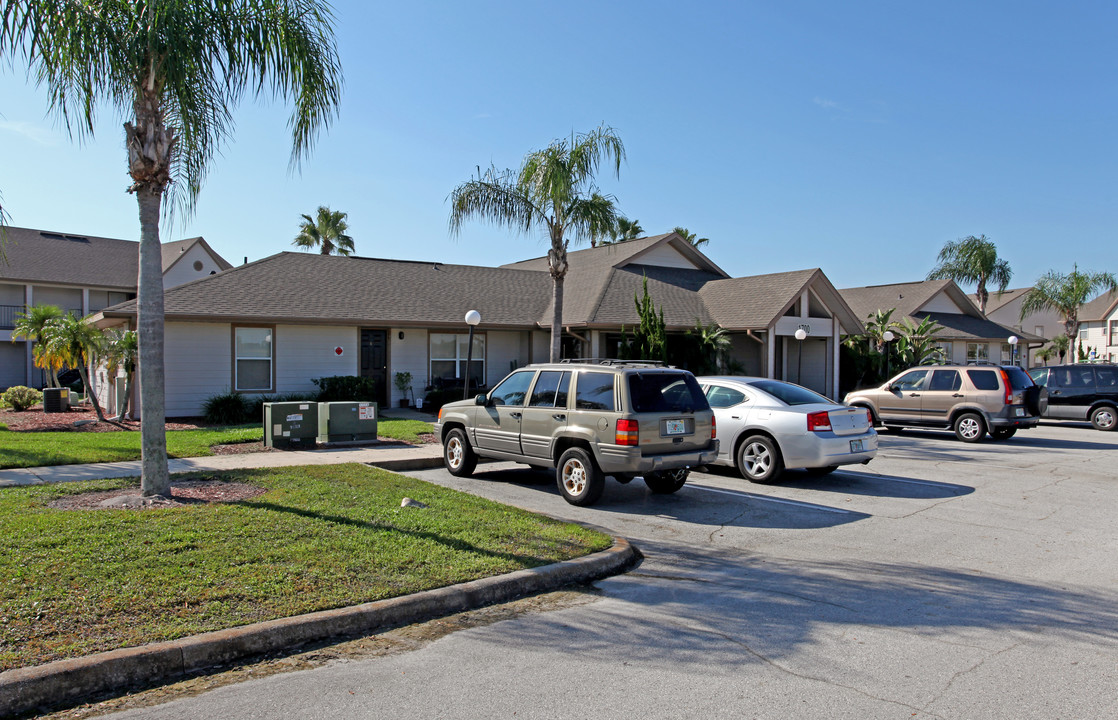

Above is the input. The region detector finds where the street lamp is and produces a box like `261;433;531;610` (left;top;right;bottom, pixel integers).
1008;335;1018;366
794;328;807;385
882;330;895;378
463;310;481;400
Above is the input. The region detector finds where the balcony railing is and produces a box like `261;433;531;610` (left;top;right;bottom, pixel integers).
1;305;85;330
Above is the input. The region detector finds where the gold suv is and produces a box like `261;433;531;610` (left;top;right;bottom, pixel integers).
844;364;1046;442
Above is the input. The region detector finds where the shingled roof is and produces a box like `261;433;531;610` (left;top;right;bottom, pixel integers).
100;252;553;328
161;237;234;273
1081;290;1118;322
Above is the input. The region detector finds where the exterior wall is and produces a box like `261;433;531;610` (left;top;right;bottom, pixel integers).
728;334;764;376
485;330;526;387
919;293;964;314
531;331;550;363
164;244;227;289
30;286;82;313
985;295;1062;366
389;327;428;406
633;244;700;269
1079;320;1116;362
163;321;232;417
0;282;22;305
276;325;359;397
0;343;25;391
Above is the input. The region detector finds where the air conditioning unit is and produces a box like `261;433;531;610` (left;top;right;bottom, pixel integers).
318;401;378;443
263;402;319;449
43;388;70;413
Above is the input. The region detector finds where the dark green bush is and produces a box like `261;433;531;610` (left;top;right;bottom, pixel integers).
202;390;249;425
312;376;379;402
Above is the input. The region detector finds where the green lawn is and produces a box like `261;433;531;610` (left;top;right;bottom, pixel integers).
0;464;612;671
0;419;434;469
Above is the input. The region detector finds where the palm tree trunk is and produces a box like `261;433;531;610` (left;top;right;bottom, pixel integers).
550;275;564;362
116;373;134;420
136;187;170;496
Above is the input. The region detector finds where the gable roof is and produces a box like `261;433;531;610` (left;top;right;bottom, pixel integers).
0;226;231;289
1080;290;1118;322
99;252;552;328
972;287;1032;313
700;268;862;333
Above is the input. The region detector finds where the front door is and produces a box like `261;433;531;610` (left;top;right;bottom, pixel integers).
360;329;388;408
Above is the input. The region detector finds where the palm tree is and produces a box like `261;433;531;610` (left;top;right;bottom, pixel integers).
450;125;625;362
41;313;113;423
688;320;731;374
1020;264;1118;346
293;206;355;255
1034;345;1056;366
673;226;709;249
103;329;139;419
604;216;643;245
11;304;64;387
926;235;1012;313
894;316;947;367
2;2;342;496
1050;334;1070;363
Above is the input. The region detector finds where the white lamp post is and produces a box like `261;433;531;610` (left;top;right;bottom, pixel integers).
794;328;808;384
463;310;481;400
1008;335;1019;366
882;330;895;377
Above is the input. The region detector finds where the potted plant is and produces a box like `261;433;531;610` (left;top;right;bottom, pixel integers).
393;371;413;408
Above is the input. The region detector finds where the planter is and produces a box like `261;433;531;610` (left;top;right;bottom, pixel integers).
398;399;410;408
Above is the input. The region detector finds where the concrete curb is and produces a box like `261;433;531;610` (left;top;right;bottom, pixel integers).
0;537;640;718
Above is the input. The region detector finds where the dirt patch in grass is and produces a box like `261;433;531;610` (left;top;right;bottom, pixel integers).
0;407;211;433
47;478;268;510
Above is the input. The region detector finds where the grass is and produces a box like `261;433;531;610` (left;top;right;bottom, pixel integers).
0;464;612;671
0;419;434;469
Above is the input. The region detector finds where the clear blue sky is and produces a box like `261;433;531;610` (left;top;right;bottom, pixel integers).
2;1;1115;291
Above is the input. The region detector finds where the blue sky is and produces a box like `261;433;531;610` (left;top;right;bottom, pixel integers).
1;1;1115;291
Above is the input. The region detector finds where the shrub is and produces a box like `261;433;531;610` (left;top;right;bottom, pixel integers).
2;386;42;412
202;390;249;425
312;376;378;402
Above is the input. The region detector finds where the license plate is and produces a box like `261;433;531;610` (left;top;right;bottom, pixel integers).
1015;408;1025;417
665;419;686;435
850;439;864;453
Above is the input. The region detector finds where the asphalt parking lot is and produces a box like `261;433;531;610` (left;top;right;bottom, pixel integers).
107;421;1118;719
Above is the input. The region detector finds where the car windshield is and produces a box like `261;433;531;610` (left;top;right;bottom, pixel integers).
748;379;832;406
1003;366;1035;390
628;372;708;413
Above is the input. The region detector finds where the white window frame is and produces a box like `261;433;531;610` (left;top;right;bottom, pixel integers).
967;342;989;362
429;332;485;385
233;325;274;392
1109;320;1118;347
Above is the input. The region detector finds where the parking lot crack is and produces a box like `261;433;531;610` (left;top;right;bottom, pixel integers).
926;641;1023;712
708;508;750;543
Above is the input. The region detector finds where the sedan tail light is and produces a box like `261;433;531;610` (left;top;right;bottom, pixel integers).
616;418;639;446
807;411;832;432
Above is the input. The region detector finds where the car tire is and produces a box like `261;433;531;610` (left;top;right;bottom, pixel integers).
644;468;689;494
1090;405;1117;431
803;465;839;476
990;428;1016;440
736;435;784;484
443;428;477;477
557;447;605;506
953;412;986;443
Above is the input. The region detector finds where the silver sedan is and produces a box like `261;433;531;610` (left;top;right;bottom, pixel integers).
696;376;878;483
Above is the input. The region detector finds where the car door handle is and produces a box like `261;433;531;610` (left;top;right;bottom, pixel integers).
552;413;566;421
908;393;920;397
509;412;522;419
952;393;964;397
1051;390;1062;395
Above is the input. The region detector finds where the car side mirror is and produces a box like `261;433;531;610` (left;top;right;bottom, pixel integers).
475;393;489;406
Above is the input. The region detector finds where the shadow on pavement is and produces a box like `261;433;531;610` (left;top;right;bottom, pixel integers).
697;464;974;500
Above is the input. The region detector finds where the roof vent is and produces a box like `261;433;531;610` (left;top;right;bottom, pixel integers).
40;232;90;243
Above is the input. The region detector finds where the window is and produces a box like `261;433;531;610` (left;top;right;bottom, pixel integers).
1110;320;1118;347
234;326;273;391
966;369;999;391
1096;366;1117;388
892;370;929;392
575;372;616;411
749;380;831;406
1034;325;1045;338
928;370;962;392
529;371;571;408
429;333;485;387
1079;327;1089;342
488;371;534;406
967;343;989;363
627;372;707;412
1029;367;1049;386
706;385;746;408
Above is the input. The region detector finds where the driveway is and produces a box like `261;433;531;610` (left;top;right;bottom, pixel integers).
105;423;1118;719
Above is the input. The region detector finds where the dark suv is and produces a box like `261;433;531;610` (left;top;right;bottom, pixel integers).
1028;364;1118;431
436;360;718;506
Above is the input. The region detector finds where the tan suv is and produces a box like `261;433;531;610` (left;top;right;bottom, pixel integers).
844;364;1046;442
436;360;719;506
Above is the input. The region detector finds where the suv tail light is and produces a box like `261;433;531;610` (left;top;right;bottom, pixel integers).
711;415;717;440
616;418;639;446
999;368;1013;406
807;411;832;432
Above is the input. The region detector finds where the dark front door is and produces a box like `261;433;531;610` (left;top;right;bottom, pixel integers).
360;329;388;407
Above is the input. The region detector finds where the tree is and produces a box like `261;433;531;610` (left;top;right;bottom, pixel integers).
603;216;643;245
893;316;947;367
1019;264;1118;346
687;320;731;374
103;329;138;419
926;235;1012;314
1034;345;1056;366
293;206;355;256
618;276;667;362
2;1;342;496
450;125;624;362
1050;334;1070;363
40;313;114;423
673;226;709;249
11;304;64;387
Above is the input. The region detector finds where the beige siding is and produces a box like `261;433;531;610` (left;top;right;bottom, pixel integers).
276;325;358;395
389;328;428;406
164;322;232;417
0;283;24;305
485;330;526;386
164;244;227;289
633;243;701;269
919;292;965;313
30;286;82;313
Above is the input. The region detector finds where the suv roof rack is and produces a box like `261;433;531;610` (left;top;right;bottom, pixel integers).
557;358;668;367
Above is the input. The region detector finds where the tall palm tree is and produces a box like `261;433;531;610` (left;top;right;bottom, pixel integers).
41;313;113;423
603;216;643;245
103;328;139;419
926;235;1012;313
2;1;342;496
293;206;355;255
11;303;64;387
450;125;625;362
1020;264;1118;345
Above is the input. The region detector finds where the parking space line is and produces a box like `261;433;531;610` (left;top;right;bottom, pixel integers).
687;483;858;514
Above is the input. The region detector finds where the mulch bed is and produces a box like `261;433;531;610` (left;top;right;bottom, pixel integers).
0;405;210;432
47;478;269;510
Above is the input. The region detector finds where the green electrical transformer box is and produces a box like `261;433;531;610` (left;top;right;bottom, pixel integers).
317;401;378;443
263;402;319;449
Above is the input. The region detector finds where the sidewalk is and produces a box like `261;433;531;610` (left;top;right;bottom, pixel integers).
0;440;446;488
